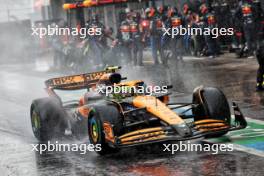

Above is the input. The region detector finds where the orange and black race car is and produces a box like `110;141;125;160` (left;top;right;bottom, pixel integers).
30;66;247;155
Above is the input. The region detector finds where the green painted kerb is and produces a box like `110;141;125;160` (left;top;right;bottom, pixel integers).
208;119;264;148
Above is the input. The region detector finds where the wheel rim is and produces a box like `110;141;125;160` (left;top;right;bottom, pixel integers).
89;118;99;143
31;110;40;133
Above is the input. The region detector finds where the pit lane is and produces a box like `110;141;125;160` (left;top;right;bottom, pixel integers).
0;53;264;176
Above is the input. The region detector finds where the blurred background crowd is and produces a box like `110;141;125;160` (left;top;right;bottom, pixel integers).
0;0;263;89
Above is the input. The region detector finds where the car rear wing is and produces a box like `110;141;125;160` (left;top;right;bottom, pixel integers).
45;66;121;90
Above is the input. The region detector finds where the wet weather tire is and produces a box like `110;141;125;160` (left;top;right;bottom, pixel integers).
30;97;66;141
88;105;122;155
193;87;231;137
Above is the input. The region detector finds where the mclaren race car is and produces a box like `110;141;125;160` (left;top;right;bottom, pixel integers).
30;66;247;155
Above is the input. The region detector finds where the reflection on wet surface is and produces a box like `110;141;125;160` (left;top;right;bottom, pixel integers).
0;55;264;175
31;144;264;176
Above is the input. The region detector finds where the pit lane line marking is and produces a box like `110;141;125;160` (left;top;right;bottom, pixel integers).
205;116;264;157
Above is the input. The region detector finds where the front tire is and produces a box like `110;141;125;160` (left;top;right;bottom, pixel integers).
193;87;231;137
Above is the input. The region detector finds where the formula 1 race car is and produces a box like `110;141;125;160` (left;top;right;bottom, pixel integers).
30;66;247;155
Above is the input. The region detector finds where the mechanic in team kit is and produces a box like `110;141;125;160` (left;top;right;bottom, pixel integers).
167;6;184;61
234;0;257;59
117;9;134;65
47;1;264;69
159;5;172;65
86;14;106;66
254;0;264;46
147;7;165;65
182;3;193;54
139;9;151;65
199;3;220;58
256;44;264;91
51;20;69;69
255;2;264;92
130;11;143;66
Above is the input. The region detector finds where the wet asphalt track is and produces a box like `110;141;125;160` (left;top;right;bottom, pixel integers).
0;53;264;176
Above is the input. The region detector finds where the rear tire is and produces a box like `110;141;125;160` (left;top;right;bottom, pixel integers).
88;105;123;155
193;87;231;137
30;97;67;141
